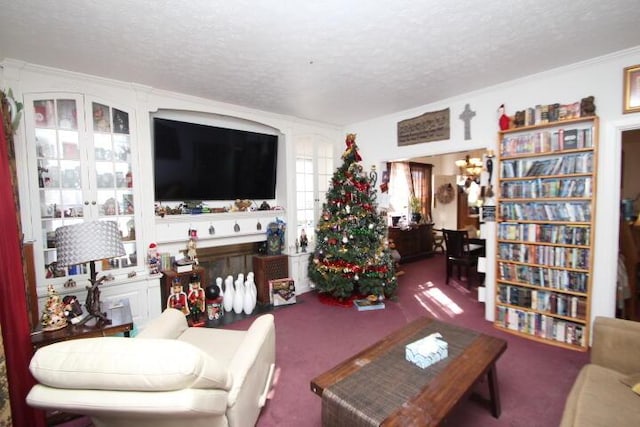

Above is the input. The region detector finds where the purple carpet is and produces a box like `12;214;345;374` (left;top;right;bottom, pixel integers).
252;254;589;427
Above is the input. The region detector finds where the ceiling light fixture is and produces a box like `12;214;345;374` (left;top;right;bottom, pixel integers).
455;155;483;179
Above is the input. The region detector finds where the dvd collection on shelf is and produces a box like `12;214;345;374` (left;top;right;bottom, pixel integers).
498;284;587;319
500;127;593;156
494;116;597;351
500;176;591;199
500;201;591;222
497;263;587;293
495;307;586;347
498;223;590;245
501;152;593;180
498;242;589;270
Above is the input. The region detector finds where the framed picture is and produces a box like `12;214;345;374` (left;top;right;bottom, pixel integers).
623;64;640;114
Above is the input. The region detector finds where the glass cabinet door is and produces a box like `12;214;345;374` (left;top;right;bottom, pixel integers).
31;96;87;278
25;94;138;283
88;101;137;271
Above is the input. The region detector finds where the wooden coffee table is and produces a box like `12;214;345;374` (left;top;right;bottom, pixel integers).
310;316;507;426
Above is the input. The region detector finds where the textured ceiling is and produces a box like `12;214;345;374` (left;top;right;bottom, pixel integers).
1;0;640;126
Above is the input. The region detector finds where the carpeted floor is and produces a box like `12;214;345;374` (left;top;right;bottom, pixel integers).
56;254;590;426
252;254;590;426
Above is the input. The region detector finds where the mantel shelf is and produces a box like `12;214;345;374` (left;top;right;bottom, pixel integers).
155;210;286;224
154;210;286;245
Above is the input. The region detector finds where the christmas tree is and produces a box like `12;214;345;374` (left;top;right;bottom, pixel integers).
308;134;398;300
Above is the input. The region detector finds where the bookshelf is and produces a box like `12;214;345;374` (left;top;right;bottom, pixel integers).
494;116;598;351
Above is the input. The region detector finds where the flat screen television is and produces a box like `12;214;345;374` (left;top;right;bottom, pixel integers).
153;117;278;202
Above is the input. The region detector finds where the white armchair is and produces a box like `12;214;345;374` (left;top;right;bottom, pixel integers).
27;309;276;427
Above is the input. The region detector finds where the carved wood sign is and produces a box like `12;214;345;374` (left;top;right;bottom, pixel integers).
397;108;450;146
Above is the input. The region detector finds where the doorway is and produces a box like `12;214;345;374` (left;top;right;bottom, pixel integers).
619;129;640;320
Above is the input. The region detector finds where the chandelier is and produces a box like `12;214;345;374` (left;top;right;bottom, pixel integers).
455;155;483;179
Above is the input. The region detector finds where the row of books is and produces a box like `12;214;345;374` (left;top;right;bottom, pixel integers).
500;201;591;222
495;307;586;347
500;127;593;156
498;223;591;245
498;243;590;269
500;177;592;199
501;152;593;178
498;263;588;293
498;285;587;319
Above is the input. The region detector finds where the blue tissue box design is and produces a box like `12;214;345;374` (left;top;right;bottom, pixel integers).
405;332;448;369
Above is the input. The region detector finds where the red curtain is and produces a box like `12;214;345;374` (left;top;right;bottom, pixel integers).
0;102;45;426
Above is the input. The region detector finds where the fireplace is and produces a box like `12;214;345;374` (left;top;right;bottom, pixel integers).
196;242;263;285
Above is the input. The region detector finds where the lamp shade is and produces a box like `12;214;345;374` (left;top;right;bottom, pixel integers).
55;221;125;266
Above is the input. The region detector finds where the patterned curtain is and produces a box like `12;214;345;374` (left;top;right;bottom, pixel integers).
0;90;45;426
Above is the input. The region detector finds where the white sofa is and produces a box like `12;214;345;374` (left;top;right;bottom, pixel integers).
27;309;276;427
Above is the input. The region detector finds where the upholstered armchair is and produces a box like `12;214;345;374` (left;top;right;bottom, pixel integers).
27;309;276;427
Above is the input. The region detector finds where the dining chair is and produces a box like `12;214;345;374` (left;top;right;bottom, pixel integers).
442;229;478;287
432;228;445;253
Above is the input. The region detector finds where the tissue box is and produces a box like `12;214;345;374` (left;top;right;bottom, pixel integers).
405;332;448;369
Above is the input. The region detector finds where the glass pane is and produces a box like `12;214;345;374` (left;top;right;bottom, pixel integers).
114;163;130;188
112;109;130;134
304;175;313;190
296;193;306;210
35;129;57;158
60;189;84;216
304;159;313;174
97;190;118;216
59;160;81;189
56;99;78;130
118;191;134;214
40;190;61;218
304;192;314;209
33;100;55;128
59;130;79;160
92;102;111;132
113;134;131;162
37;159;57;188
94;133;114;161
96;162;116;189
296;158;306;173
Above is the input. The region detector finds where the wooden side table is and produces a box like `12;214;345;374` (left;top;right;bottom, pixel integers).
31;299;134;350
253;254;289;305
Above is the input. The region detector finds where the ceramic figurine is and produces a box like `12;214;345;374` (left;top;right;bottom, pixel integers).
223;275;234;312
167;280;189;316
233;274;245;314
216;277;224;302
243;272;257;314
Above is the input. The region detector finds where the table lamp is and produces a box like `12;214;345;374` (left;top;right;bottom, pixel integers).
55;220;125;326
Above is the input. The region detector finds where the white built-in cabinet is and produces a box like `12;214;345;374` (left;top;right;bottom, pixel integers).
289;252;311;294
22;92;160;328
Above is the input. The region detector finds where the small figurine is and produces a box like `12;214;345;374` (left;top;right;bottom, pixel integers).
168;280;189;316
188;279;206;321
580;96;596;117
187;238;197;261
498;104;510;131
62;295;83;319
299;229;308;253
147;242;160;274
40;285;68;331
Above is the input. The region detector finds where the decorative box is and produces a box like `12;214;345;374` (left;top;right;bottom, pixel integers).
269;278;296;306
405;332;448;369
